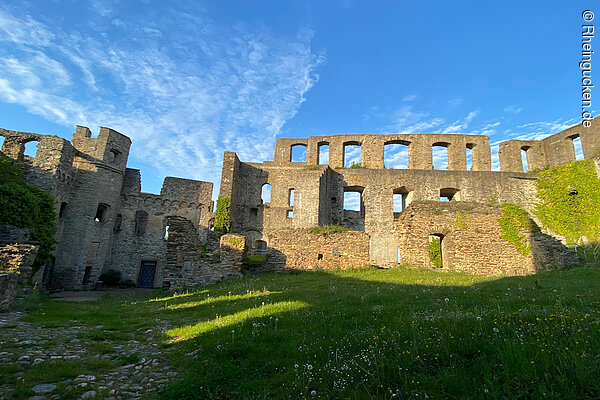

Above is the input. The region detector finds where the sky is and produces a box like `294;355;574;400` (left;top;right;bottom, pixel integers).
0;1;596;199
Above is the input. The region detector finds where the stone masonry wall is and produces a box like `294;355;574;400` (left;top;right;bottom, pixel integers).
266;229;370;270
396;202;577;276
0;226;40;308
162;217;242;289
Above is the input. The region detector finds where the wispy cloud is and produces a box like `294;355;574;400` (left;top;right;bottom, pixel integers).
504;105;522;114
0;4;324;194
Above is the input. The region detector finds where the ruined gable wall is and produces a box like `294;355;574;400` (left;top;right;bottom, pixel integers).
396;202;576;276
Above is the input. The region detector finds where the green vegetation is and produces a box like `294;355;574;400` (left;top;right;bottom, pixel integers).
214;197;231;235
498;204;537;256
308;224;351;237
0;153;56;270
534;160;600;243
428;236;443;268
6;266;599;399
222;235;244;248
454;211;470;229
243;254;266;265
349;162;363;169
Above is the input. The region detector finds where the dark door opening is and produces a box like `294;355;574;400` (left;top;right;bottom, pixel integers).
138;260;157;288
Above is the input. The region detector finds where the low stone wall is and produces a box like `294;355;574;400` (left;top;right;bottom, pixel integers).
0;273;18;309
162;217;242;289
266;228;370;270
396;202;577;276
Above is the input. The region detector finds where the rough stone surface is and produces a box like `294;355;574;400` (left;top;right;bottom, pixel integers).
396;202;578;275
266;229;370;270
220;118;600;275
0;306;178;400
31;383;57;394
0;127;213;291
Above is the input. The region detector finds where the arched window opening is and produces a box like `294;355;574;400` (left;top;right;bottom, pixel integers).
288;188;295;207
384;141;409;169
432;143;449;170
94;203;109;222
134;210;149;236
343;142;361;168
440;188;461;202
255;240;267;255
397;247;402;264
521;146;530;172
570;135;584;160
429;234;444;268
261;183;271;203
24;141;39;159
318;142;329;165
466;144;474;171
290;144;307;162
164;225;170;240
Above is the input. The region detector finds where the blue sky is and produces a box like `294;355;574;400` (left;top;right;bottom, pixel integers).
0;1;595;197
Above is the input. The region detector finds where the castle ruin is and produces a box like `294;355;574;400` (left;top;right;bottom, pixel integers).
1;117;599;291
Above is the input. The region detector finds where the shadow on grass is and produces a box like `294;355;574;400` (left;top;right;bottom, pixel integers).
148;265;600;400
13;265;600;400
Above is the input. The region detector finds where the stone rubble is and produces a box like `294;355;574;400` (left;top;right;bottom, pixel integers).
0;311;177;399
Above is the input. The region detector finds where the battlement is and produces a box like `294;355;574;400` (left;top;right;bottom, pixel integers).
72;126;131;171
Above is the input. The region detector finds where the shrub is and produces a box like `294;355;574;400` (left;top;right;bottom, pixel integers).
214;197;231;235
99;269;122;287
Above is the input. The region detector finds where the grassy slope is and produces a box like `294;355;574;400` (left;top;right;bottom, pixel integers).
15;266;600;399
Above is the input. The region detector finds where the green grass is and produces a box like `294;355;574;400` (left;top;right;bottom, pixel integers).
11;266;600;399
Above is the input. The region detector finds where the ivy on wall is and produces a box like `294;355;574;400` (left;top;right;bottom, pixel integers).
534;160;600;243
498;204;536;256
214;196;231;235
0;154;56;269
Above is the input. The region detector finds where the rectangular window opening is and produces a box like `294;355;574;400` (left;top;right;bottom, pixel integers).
572;136;584;160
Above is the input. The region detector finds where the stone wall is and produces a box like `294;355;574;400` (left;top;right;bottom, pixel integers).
1;126;215;291
396;202;577;276
499;116;600;172
162;217;242;289
0;273;18;309
0;226;40;308
266;228;370;270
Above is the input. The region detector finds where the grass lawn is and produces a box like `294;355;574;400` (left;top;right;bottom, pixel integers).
9;265;600;399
